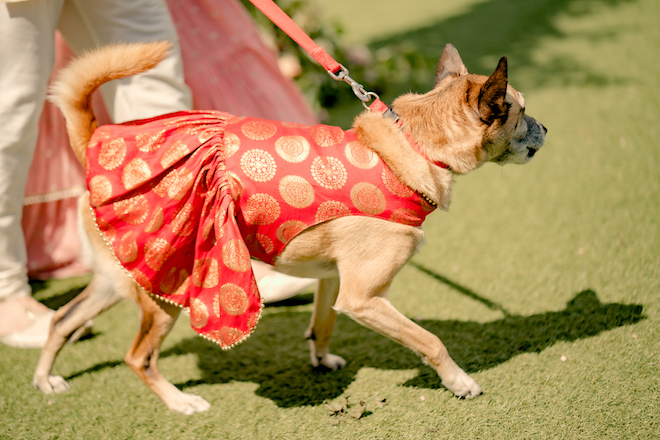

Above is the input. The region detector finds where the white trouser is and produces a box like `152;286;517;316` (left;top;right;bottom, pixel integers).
0;0;192;300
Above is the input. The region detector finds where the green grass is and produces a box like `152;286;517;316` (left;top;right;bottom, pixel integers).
2;0;659;438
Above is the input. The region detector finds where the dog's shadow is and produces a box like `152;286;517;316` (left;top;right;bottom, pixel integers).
155;283;643;408
54;268;644;408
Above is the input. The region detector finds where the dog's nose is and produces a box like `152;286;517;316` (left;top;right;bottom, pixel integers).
541;124;548;134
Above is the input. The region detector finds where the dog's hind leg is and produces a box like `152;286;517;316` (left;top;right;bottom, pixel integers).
33;273;124;394
124;288;210;414
305;277;346;370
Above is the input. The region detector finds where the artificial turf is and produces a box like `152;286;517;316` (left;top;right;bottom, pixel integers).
1;0;658;438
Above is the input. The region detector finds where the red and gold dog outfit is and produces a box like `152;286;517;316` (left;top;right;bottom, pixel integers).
86;110;435;348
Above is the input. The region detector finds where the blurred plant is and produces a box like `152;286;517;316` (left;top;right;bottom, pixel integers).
240;0;436;119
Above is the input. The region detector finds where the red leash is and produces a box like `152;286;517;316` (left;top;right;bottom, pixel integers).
248;0;389;112
248;0;450;171
248;0;341;74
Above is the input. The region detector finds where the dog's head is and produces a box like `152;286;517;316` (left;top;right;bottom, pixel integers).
393;44;546;174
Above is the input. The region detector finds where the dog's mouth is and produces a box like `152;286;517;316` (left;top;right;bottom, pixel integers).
527;147;538;158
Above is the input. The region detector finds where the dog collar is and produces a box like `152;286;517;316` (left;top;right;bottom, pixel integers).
367;99;449;209
369;99;451;172
402;130;451;171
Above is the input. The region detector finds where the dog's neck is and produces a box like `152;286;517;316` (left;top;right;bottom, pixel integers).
353;111;453;210
368;100;451;172
401;129;451;172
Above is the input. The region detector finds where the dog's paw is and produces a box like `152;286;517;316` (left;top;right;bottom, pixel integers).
33;374;70;394
442;371;482;399
167;392;211;415
311;353;347;371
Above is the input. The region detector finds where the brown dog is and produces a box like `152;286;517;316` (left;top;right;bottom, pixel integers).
33;41;546;414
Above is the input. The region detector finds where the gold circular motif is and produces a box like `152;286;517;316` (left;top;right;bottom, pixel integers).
221;239;251;272
102;228;116;244
390;208;420;226
89;175;113;206
350;182;386;215
245;233;274;255
345;141;379;169
214;283;249;316
192;257;220;288
198;127;224;143
215;327;244;347
274;135;310;163
276;220;307;244
223;132;240;157
190;298;209;329
130;268;152;292
136;129;166;153
168;169;195;200
241;120;277;140
122;158;152;191
99;138;126;170
202;218;215;242
310;156;347;189
153;168;195;200
113;194;149;225
257;233;274;255
144;207;164;233
171;203;195;237
240;149;277;182
97;218;116;244
117;231;138;264
215;207;228;240
160;267;190;295
315;200;351;223
247;308;259;329
160;140;191;169
145;237;175;271
311;125;344;147
243;193;280;225
279;175;315;208
382;167;414;197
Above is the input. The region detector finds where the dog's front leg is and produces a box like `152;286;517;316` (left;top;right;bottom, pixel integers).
334;280;482;399
304;278;346;370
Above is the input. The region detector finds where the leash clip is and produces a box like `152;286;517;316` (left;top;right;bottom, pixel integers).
328;64;379;108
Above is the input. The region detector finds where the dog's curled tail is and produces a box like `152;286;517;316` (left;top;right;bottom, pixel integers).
49;41;173;165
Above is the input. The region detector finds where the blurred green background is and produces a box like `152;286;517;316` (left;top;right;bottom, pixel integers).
2;0;658;438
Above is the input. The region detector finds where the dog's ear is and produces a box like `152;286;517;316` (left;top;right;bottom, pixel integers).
478;56;509;124
435;44;468;85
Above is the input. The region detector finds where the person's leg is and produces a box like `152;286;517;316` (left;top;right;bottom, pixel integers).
0;0;64;344
252;260;317;303
58;0;192;123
